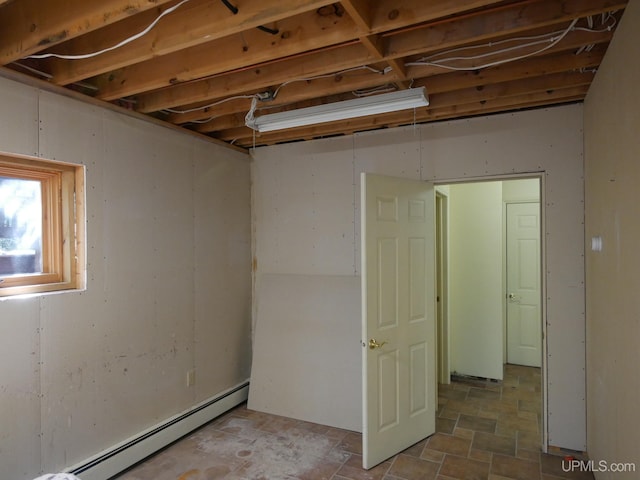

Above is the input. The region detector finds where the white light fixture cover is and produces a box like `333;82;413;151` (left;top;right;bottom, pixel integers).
246;87;429;132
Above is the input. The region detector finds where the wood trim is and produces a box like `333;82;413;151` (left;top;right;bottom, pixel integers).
0;152;82;296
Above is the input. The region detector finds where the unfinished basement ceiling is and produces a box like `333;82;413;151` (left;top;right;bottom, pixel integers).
1;0;627;149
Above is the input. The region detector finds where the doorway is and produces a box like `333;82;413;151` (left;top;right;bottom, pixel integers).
361;174;545;469
435;177;542;382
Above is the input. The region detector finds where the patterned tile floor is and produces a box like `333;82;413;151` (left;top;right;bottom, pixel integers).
114;365;593;480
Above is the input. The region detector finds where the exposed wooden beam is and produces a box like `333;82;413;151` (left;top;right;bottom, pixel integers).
195;113;247;133
202;68;593;133
93;8;358;100
385;0;627;59
340;0;372;33
420;46;605;95
168;66;402;124
47;0;337;86
95;1;528;100
426;70;594;109
135;0;618;113
166;97;256;125
405;27;613;80
0;0;177;65
190;46;603;131
365;0;518;35
169;40;606;126
357;34;409;86
136;43;377;112
226;85;589;146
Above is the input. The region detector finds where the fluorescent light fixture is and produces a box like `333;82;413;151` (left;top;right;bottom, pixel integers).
246;87;429;132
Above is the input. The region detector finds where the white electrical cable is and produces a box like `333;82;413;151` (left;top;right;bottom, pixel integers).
406;13;615;71
406;18;579;71
420;29;569;61
244;96;259;128
165;66;387;116
147;13;613;119
408;36;558;66
352;84;397;97
26;0;192;60
163;94;258;114
271;65;386;99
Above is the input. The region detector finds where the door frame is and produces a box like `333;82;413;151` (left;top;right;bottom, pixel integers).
434;173;548;452
435;190;450;385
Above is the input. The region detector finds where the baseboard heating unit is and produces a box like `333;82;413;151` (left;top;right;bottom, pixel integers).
66;380;249;480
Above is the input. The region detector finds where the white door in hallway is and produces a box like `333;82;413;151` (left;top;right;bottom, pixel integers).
506;202;542;367
361;173;436;469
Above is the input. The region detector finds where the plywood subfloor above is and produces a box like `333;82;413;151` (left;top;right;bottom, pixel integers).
1;0;628;148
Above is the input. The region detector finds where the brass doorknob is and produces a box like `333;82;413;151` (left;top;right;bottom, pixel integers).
369;338;387;350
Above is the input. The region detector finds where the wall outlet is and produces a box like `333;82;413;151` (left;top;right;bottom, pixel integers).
186;369;196;387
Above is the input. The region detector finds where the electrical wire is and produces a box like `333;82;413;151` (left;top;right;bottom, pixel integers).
244;96;259;129
114;12;614;120
352;84;397;97
162;94;258;114
417;29;570;61
26;0;192;60
271;65;387;99
405;19;578;71
405;14;615;72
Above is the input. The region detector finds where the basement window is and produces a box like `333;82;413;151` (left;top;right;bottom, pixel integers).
0;153;85;297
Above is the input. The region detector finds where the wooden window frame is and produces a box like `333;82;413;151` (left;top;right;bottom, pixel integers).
0;152;85;297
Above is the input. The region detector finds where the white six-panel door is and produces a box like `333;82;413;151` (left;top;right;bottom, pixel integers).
361;173;436;469
506;202;542;367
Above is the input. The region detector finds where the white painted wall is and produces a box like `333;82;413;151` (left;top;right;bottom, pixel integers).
584;0;640;476
252;103;586;450
0;74;252;479
448;182;504;380
502;178;540;203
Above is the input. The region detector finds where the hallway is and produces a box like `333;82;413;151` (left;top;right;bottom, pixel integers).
114;365;592;480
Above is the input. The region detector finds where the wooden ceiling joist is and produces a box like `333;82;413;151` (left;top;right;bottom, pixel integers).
0;0;177;65
47;0;337;87
226;85;590;147
135;0;620;114
190;46;603;133
93;8;359;100
0;0;627;149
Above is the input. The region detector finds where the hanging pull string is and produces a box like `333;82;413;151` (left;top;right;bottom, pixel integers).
27;0;192;60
